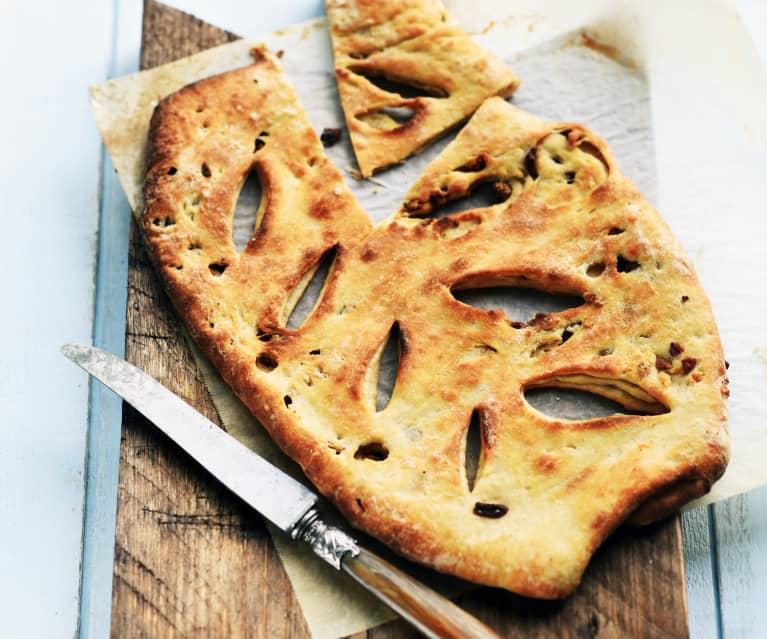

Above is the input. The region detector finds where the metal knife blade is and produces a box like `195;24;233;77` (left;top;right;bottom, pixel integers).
61;342;317;533
62;342;501;639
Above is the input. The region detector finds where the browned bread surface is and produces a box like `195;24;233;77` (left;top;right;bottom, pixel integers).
142;50;728;598
325;0;520;176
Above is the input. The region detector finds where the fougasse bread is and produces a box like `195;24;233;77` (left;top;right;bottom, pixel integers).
141;48;728;598
325;0;520;177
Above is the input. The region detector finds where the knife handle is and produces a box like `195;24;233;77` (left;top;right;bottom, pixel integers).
341;547;502;639
291;508;500;639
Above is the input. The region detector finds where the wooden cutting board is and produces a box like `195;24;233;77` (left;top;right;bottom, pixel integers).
112;2;690;636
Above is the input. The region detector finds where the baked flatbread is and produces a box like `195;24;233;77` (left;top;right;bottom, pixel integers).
325;0;520;176
142;51;728;598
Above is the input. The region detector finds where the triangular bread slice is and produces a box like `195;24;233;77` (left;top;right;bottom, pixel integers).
142;50;728;598
325;0;520;176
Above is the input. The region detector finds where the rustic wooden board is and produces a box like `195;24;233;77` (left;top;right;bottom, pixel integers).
112;1;690;636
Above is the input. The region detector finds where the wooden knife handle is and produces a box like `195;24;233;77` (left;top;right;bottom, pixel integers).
341;547;502;639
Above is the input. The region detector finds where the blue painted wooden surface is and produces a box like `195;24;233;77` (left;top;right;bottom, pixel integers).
1;0;764;636
0;1;118;637
78;3;142;636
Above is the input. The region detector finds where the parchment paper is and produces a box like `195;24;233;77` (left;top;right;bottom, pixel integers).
90;1;767;636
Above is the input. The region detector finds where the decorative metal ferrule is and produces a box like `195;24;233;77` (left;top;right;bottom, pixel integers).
290;507;360;570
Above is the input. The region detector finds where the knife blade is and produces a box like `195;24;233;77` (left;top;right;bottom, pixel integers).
62;343;501;639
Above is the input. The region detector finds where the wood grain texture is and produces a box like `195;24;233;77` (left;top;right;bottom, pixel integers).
112;2;690;637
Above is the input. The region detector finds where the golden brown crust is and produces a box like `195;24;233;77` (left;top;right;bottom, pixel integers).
142;51;728;598
325;0;520;176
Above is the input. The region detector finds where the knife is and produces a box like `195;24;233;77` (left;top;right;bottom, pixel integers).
62;343;501;639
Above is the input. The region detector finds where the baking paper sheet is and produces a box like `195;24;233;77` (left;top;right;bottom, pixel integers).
90;1;767;636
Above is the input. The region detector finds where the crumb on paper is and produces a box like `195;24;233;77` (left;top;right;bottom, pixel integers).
500;13;545;32
579;32;618;59
276;49;285;59
345;165;363;180
575;31;638;69
366;176;390;189
321;127;343;147
468;20;494;37
756;346;767;381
